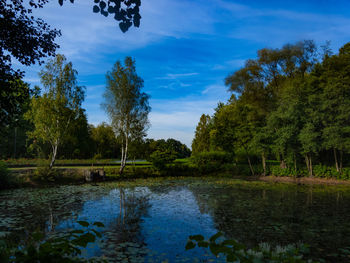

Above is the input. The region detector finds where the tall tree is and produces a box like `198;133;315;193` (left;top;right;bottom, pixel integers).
25;54;85;168
102;57;150;174
320;43;350;173
192;114;211;154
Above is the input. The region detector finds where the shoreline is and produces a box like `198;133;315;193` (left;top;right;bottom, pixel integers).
258;175;350;185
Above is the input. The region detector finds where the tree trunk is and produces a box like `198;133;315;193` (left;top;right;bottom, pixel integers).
247;155;255;176
119;135;128;175
279;153;287;169
261;152;266;176
309;155;313;177
305;154;313;177
49;142;58;169
280;160;287;169
340;150;343;174
333;148;339;172
305;154;310;176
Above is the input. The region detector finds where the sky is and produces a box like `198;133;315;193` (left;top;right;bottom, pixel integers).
20;0;350;147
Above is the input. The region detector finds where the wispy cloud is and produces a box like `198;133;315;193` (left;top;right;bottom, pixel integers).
156;72;199;80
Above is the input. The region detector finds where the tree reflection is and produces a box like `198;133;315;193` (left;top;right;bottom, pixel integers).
189;183;350;262
101;187;151;260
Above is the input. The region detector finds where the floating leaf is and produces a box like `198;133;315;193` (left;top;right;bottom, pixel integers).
77;220;89;227
185;241;196;250
209;232;223;242
93;222;105;227
189;235;204;242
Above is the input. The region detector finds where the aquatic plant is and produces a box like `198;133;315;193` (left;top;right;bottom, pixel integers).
186;232;312;262
0;221;105;263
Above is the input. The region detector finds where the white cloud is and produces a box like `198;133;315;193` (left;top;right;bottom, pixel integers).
156;72;199;80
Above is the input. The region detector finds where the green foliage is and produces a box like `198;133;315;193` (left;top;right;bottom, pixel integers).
193;41;350;179
191;151;233;174
270;166;306;177
0;221;105;262
186;232;312;262
102;57;150;174
25;54;85;168
148;150;177;170
90;122;119;159
31;164;61;182
192;114;211;154
0;161;12;189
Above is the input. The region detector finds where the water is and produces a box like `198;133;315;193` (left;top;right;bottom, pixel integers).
1;177;350;262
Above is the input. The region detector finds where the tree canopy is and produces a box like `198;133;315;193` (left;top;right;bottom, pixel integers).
25;54;85;168
193;41;350;176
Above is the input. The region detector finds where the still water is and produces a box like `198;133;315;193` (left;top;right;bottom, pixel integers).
1;177;350;262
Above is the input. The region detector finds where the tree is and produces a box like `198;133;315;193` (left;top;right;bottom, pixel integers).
102;57;150;174
0;80;33;158
192;114;211;154
60;109;94;159
319;43;350;173
25;54;85;168
91;122;119;159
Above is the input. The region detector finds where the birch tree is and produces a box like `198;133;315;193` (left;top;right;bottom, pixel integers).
26;54;85;168
102;57;150;174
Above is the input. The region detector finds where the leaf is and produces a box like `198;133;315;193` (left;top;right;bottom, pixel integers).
91;229;102;238
189;235;204;242
209;243;222;257
226;253;237;262
185;241;196;250
93;222;105;227
93;5;100;13
198;241;209;248
108;6;115;14
58;0;63;6
209;232;223;242
77;220;89;227
99;1;106;10
71;230;84;234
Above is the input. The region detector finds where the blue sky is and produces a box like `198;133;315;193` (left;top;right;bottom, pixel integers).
20;0;350;147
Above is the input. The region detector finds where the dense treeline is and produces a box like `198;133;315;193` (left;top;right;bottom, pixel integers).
0;109;190;161
192;41;350;177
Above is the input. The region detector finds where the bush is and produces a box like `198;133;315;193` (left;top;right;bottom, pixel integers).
31;165;60;182
148;150;177;170
158;163;195;177
270;166;307;177
191;151;233;175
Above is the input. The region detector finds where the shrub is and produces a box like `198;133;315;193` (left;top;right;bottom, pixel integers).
148;150;177;170
31;165;60;182
270;166;307;177
191;151;233;175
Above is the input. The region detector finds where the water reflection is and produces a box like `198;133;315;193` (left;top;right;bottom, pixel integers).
1;179;350;262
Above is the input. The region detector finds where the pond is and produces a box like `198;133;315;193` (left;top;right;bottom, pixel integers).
1;177;350;262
